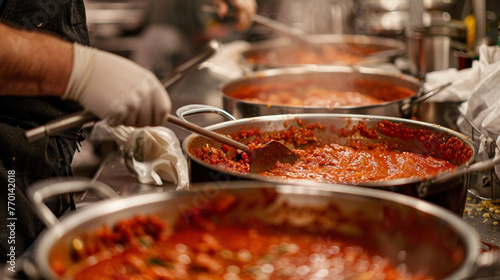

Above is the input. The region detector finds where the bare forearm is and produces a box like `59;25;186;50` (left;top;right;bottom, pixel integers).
0;22;72;97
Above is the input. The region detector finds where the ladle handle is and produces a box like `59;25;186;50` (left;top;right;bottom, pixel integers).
252;15;322;52
166;114;250;152
25;110;98;142
252;14;310;46
162;39;221;88
201;5;315;50
400;82;452;116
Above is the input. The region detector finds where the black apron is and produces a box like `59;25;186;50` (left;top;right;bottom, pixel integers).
0;0;90;262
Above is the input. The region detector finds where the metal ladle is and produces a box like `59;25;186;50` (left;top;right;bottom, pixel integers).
251;14;323;52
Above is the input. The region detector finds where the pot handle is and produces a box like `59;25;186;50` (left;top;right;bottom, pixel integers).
176;104;237;122
28;177;120;228
474;246;500;278
400;82;452;116
415;153;500;198
429;155;500;186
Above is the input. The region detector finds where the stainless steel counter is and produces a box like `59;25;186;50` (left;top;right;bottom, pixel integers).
463;197;500;247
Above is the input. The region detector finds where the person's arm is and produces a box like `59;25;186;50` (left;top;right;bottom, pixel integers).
0;22;72;97
0;22;171;127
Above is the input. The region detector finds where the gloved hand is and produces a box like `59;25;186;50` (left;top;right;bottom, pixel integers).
212;0;257;30
62;43;171;127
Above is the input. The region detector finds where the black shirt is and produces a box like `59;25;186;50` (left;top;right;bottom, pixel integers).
0;0;90;263
0;0;90;127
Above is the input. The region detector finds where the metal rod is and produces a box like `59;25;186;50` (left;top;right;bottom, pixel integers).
409;0;424;27
411;82;453;105
201;5;320;51
160;39;221;88
252;14;322;51
25;111;98;142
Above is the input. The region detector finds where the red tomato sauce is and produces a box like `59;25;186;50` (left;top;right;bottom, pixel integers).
51;194;435;280
227;79;415;108
189;121;471;184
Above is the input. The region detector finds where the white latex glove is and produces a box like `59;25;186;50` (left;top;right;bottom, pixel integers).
62;43;171;127
212;0;257;30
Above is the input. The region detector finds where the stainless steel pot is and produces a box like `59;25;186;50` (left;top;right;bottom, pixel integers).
406;22;467;79
24;179;500;279
415;101;464;131
240;34;407;70
220;66;433;119
180;111;478;214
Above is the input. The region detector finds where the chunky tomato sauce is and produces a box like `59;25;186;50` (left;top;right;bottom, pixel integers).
51;194;435;280
189;121;472;183
227;79;415;108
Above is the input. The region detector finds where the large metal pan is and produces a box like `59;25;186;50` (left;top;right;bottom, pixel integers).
23;179;500;279
241;34;407;70
221;66;439;119
180;111;477;214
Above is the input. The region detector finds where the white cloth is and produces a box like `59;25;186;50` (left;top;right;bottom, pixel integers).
110;124;189;190
200;40;251;81
424;68;476;102
457;45;500;139
424;45;500;102
448;45;500;181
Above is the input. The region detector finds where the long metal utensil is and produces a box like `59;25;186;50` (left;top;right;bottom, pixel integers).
25;40;221;142
201;5;321;51
251;14;322;51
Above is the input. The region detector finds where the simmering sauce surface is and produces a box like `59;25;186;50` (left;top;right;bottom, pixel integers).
52;195;435;280
189;121;467;184
227;80;415;108
265;143;455;182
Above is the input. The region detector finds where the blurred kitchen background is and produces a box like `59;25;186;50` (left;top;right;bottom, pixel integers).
83;0;500;77
75;0;500;176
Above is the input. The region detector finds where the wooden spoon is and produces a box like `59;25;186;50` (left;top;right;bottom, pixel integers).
167;115;299;173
